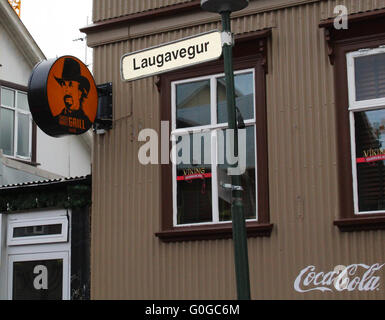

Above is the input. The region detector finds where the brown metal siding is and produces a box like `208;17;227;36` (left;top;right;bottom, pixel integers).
92;0;195;22
91;0;385;23
91;0;385;299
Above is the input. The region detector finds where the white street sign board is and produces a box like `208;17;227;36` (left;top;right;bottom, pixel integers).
121;30;223;82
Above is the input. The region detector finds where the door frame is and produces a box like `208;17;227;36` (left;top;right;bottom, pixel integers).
8;250;70;300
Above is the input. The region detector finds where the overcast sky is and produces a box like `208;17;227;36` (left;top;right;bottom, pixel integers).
20;0;93;68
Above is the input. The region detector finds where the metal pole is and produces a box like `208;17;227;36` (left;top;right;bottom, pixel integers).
221;11;251;300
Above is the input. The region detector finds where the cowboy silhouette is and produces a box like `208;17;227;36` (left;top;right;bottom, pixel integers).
54;58;92;131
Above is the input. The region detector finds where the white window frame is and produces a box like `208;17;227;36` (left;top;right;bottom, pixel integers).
3;209;71;300
0;214;2;267
0;86;33;161
7;251;70;300
7;216;68;246
347;47;385;110
347;47;385;215
171;68;258;227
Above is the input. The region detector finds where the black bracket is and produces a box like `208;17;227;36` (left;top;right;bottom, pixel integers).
236;106;245;129
94;82;113;133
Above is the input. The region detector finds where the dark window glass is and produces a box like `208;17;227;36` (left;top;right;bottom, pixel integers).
176;132;212;224
13;259;63;300
217;72;254;123
176;80;211;128
17;113;30;158
13;224;62;238
355;108;385;211
218;126;257;221
355;53;385;101
0;108;15;156
1;88;15;107
17;92;29;111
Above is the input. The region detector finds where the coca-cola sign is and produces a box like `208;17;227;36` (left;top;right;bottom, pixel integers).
294;263;384;293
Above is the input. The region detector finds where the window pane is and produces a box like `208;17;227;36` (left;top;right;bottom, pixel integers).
354;109;385;211
17;92;29;111
1;88;15;107
176;132;212;224
17;113;30;158
13;224;62;238
218;126;257;221
13;259;63;300
355;53;385;101
176;80;211;128
0;108;15;156
218;72;254;124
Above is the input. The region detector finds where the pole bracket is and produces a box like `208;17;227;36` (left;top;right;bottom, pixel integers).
221;31;234;47
221;183;244;192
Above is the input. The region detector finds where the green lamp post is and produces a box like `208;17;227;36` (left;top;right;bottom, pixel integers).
201;0;251;300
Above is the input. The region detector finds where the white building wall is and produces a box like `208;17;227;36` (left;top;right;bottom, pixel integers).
0;23;31;86
37;131;91;177
0;22;91;180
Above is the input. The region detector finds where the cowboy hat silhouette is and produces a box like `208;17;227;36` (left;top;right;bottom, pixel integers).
55;58;90;96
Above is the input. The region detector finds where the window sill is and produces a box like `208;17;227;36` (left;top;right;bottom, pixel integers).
334;215;385;232
12;158;40;167
155;222;274;243
3;156;40;167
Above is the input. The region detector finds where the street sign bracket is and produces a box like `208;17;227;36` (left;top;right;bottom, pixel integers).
221;183;244;192
221;31;234;47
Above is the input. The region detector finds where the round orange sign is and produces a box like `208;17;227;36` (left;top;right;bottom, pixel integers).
28;56;98;137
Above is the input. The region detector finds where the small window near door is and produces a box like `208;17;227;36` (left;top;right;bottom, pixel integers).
7;216;68;246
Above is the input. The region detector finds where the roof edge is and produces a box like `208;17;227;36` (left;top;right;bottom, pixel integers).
0;0;46;67
0;149;64;181
0;174;92;191
80;1;201;34
319;7;385;28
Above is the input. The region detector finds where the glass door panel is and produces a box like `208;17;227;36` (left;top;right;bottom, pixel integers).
8;252;69;300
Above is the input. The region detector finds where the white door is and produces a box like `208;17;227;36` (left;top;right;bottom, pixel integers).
4;209;71;300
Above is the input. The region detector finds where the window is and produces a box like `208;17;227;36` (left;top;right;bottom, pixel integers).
0;85;32;160
156;31;272;242
172;70;257;226
320;11;385;231
347;48;385;109
347;48;385;215
7;216;68;246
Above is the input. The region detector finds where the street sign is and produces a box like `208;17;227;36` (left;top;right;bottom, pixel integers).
121;30;222;82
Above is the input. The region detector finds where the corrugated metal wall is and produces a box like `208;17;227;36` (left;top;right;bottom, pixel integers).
92;0;194;22
91;0;385;299
92;0;385;22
